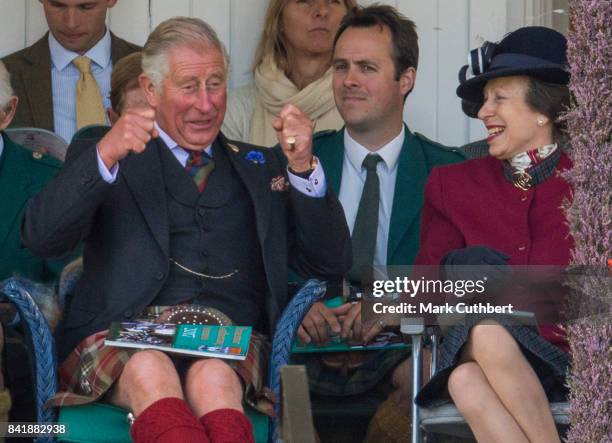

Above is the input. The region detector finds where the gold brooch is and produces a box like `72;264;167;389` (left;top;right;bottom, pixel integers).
513;171;533;191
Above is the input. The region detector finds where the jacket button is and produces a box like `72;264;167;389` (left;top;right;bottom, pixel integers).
155;271;165;280
198;207;206;216
518;245;526;251
520;195;528;202
80;175;93;185
124;309;133;318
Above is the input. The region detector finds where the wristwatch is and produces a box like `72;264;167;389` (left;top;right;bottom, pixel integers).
289;156;318;178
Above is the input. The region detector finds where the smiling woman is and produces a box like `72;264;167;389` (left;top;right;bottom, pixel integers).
414;26;573;443
223;0;357;146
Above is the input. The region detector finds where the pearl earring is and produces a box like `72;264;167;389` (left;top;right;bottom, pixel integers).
537;119;545;126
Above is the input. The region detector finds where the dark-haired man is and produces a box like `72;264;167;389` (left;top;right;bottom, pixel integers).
297;5;464;440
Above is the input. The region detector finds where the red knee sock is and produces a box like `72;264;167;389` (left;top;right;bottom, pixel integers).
199;409;254;443
131;397;210;443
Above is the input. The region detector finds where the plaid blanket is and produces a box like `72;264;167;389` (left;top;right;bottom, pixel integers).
48;328;274;416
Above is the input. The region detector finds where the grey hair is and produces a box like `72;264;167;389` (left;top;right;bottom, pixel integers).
0;61;14;109
142;16;230;90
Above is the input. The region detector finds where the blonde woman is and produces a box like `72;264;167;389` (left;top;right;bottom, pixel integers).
223;0;356;146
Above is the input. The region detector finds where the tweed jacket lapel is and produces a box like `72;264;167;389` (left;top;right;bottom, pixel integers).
0;134;31;249
120;138;170;258
222;135;271;245
387;127;429;262
110;32;139;63
22;35;54;131
17;32;136;131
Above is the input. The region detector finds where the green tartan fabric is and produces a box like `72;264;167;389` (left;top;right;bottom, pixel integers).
49;328;274;416
502;147;562;189
293;348;410;396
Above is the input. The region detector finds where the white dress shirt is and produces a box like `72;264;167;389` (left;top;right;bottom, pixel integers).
0;132;5;159
339;127;405;267
49;29;112;143
97;123;327;198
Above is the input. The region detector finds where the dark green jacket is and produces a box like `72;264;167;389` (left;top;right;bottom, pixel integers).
0;132;63;281
313;126;465;266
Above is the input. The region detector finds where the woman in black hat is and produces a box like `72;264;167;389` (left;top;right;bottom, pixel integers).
413;27;572;442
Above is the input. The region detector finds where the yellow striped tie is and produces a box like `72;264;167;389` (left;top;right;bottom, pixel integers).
73;56;107;128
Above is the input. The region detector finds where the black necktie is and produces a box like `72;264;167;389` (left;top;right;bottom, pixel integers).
349;154;382;284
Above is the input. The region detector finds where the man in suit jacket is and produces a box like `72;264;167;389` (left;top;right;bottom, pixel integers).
2;0;139;142
22;17;350;443
294;6;464;441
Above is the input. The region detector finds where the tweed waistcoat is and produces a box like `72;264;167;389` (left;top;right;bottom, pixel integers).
152;140;266;328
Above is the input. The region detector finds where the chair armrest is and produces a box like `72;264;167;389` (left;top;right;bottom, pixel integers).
268;279;326;442
400;317;425;443
0;278;58;437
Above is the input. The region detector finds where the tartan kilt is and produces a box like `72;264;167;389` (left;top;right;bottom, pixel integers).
416;313;570;408
47;329;274;416
293;348;410;396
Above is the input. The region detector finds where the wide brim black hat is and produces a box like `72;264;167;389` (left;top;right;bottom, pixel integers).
457;26;569;117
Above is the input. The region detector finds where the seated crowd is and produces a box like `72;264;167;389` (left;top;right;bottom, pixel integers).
0;1;575;442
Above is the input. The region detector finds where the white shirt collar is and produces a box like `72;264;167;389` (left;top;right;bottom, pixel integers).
154;122;212;160
49;28;112;72
343;126;405;173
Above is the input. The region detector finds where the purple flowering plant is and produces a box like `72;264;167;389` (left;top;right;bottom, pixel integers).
562;1;611;441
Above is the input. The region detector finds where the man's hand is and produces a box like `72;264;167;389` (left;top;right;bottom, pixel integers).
297;302;352;345
98;107;159;170
272;104;314;173
361;310;401;343
337;302;362;342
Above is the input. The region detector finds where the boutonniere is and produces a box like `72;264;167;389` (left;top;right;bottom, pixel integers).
245;150;265;165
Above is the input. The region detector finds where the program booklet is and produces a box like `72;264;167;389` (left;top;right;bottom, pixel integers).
105;321;251;360
291;296;408;354
291;330;408;354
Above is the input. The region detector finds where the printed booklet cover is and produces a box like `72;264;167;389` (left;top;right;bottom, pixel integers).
291;330;408;354
105;321;251;360
291;296;408;354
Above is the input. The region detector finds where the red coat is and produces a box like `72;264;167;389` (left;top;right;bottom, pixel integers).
415;152;574;349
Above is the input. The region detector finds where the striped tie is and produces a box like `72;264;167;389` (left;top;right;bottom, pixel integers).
185;150;215;192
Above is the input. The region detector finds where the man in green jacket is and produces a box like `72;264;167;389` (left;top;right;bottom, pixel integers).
0;59;65;431
293;6;464;440
0;60;62;282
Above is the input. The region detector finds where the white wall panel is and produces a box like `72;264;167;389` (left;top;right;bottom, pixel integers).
109;0;150;46
0;0;26;56
25;0;48;46
228;0;268;89
150;0;191;28
193;0;230;48
437;0;469;146
399;0;438;140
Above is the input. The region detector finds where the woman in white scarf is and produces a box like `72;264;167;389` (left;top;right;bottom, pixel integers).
223;0;356;146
